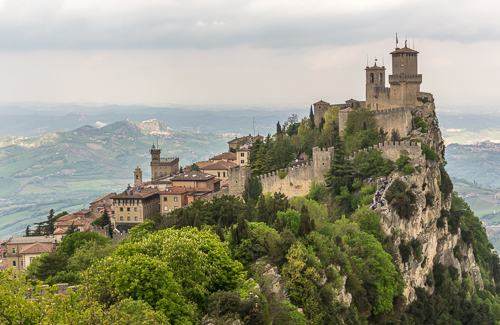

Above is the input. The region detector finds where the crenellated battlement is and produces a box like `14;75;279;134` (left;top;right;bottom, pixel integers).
348;140;422;163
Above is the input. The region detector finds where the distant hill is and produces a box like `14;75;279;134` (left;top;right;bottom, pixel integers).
446;141;500;187
0;119;232;238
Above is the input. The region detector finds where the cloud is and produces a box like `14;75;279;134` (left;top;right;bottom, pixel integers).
0;0;498;50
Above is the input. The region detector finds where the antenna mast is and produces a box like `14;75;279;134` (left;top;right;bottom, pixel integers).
253;118;256;136
156;136;159;149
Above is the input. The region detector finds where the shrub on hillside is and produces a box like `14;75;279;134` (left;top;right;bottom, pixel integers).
413;117;428;133
385;179;417;220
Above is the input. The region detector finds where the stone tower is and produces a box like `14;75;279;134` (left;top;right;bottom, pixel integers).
150;144;180;181
312;147;334;183
150;144;162;181
365;63;390;110
389;44;422;109
134;167;142;186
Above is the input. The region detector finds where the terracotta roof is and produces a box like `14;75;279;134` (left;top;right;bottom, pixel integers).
390;46;419;54
54;218;92;227
236;148;250;152
56;213;76;221
202;161;238;171
211;152;237;161
172;171;215;181
8;237;55;245
112;187;160;199
53;228;66;235
159;186;189;195
314;100;330;105
74;209;90;216
20;242;55;255
90;193;117;204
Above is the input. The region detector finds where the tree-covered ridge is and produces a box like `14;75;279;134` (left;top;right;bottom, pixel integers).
5;104;500;324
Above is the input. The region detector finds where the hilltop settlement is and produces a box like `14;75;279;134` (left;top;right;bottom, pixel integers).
2;44;500;324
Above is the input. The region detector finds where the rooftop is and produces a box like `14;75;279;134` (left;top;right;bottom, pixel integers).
202;161;238;171
159;186;189;195
211;152;237;161
90;193;117;204
172;171;215;181
390;46;419;55
53;228;66;235
112;187;160;199
8;236;55;245
20;242;55;255
314;100;330;105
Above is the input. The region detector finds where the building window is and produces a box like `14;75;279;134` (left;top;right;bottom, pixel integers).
155;172;157;177
120;216;123;221
135;217;138;221
136;174;139;179
134;207;137;212
241;160;244;164
223;172;226;177
12;248;15;254
12;261;16;267
126;207;130;212
164;206;168;211
163;197;167;201
160;172;163;177
30;257;34;262
218;172;220;177
370;73;374;83
120;207;123;212
379;73;383;82
127;217;131;221
174;197;178;202
241;153;244;157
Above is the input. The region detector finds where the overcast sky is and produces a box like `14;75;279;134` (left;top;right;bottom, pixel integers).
0;0;498;109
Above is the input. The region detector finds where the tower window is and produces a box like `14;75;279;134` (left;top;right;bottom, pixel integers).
370;73;374;83
379;73;383;83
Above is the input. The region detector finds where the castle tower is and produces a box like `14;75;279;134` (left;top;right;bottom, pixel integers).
149;144;179;182
150;144;161;181
134;167;143;186
389;43;422;109
365;62;390;110
312;146;334;183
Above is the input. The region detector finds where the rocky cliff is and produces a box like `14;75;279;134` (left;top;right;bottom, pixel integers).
378;93;483;302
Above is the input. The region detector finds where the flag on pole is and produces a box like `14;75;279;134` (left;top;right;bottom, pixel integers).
396;33;398;46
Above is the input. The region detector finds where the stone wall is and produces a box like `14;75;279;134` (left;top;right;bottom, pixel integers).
348;140;422;164
258;163;315;198
201;187;229;201
93;225;130;244
371;107;413;137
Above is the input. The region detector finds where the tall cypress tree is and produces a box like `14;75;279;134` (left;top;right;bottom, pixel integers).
325;137;354;196
309;105;315;129
276;121;282;137
46;209;55;234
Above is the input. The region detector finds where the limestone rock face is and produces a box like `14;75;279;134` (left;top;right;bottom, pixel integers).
252;259;289;302
336;275;352;306
378;94;483;302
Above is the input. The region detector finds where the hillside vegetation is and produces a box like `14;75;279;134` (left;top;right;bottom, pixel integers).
0;119;231;238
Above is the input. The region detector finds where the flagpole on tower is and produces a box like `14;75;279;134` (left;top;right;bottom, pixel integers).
396;33;398;49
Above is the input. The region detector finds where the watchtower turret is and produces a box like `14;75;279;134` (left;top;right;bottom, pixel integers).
389;42;422;108
365;62;390;110
134;167;143;186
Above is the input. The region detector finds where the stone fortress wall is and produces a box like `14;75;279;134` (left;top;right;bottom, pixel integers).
371;107;413;137
229;147;333;198
347;140;422;164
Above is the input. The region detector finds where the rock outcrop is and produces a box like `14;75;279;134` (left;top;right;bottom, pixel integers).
377;94;483;302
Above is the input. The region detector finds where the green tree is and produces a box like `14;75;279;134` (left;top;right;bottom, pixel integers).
45;209;56;234
58;231;111;257
114;227;246;309
25;225;31;237
325;137;353;196
309;105;315;129
276;209;301;237
191;163;200;172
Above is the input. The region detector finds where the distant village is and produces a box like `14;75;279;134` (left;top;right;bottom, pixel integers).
0;133;265;272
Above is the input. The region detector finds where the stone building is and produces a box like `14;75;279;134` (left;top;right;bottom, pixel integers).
171;171;220;191
111;187;160;228
150;144;179;181
201;161;238;181
314;43;422;137
159;186;189;214
228;134;264;151
5;236;56;272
